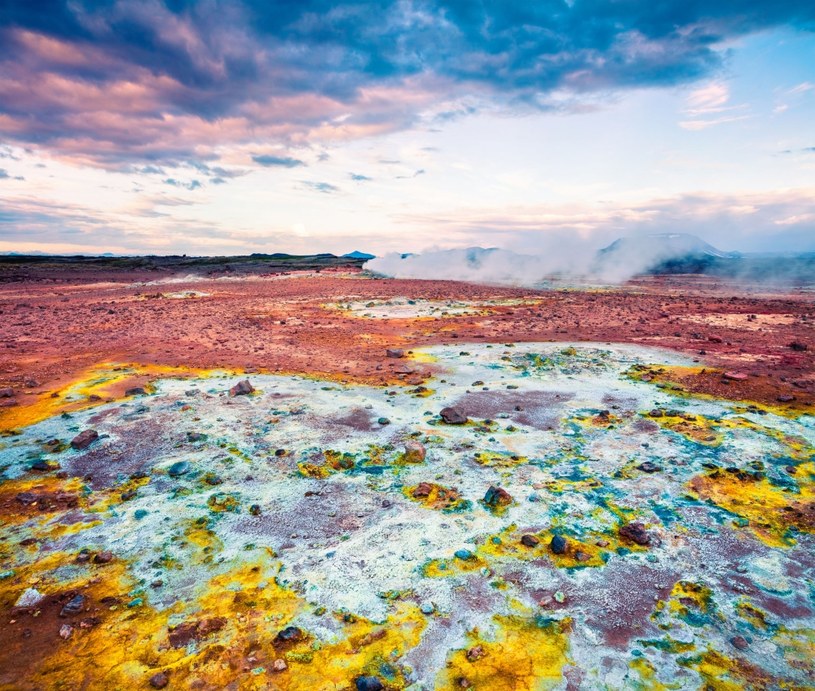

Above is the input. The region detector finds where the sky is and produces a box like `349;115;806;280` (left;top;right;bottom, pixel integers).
0;1;814;257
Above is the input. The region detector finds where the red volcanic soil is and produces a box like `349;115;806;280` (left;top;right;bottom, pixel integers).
0;268;812;410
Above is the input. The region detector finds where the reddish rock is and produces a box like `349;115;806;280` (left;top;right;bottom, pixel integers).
403;440;426;463
440;407;468;424
229;380;254;396
619;522;652;546
386;348;404;358
149;672;169;688
70;429;99;450
412;482;433;498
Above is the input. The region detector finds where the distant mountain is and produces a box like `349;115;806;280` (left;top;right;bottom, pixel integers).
342;250;375;260
594;233;741;278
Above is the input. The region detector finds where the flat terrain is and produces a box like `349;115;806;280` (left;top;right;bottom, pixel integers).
0;266;813;690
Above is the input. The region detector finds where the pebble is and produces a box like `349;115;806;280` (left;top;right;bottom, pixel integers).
550;535;567;555
403;440;426;463
149;671;169;689
59;624;73;640
454;549;476;561
439;407;468;424
619;522;651;546
70;429;99;450
229;380;254;397
272;659;287;672
168;461;190;478
520;534;540;548
275;625;304;643
730;635;750;650
637;461;662;473
355;676;384;691
420;602;435;614
60;593;87;616
93;551;113;564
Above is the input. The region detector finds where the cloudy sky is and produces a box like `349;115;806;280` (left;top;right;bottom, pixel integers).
1;1;814;256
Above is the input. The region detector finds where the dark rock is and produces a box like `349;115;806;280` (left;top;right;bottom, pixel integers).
377;417;390;425
483;485;512;508
168;618;226;648
149;672;169;689
549;535;568;555
168;461;190;478
575;550;591;562
637;461;662;473
520;534;540;548
229;380;254;397
75;549;91;563
0;387;13;398
355;677;384;691
466;645;485;662
125;387;147;396
440;407;468;424
93;551;113;564
730;635;750;650
788;341;808;352
386;349;404;359
70;429;99;450
777;394;795;403
249;504;262;516
30;459;59;472
60;594;87;617
619;522;651;546
275;625;304;643
454;549;475;561
412;482;433;498
121;489;137;501
0;398;18;408
275;449;287;456
186;432;207;442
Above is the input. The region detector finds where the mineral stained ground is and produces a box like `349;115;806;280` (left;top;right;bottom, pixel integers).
0;267;813;690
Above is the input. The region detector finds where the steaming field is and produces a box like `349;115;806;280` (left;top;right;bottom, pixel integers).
1;269;814;689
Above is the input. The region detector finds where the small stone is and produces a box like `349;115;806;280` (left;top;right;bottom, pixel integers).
483;485;512;508
377;417;390;425
619;522;651;546
75;550;91;563
788;341;807;352
520;534;540;548
440;407;468;424
637;461;662;473
412;482;433;498
722;371;748;381
403;440;426;463
15;588;44;608
386;348;404;358
168;461;190;478
70;429;99;450
60;593;87;616
466;645;485;662
59;624;73;640
275;626;304;643
186;432;206;442
355;676;384;691
777;394;795;403
420;602;435;614
575;550;591;562
730;635;750;650
249;504;262;516
0;387;13;398
125;387;147;396
229;380;254;397
454;549;475;561
272;659;287;672
149;671;169;689
93;551;113;564
553;591;566;603
550;535;567;555
30;459;60;472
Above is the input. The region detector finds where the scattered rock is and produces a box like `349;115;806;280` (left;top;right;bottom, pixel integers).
15;588;44;608
70;429;99;450
149;671;169;689
30;459;60;472
60;593;87;616
454;549;476;561
377;417;390;425
777;394;796;403
125;387;147;396
637;461;662;473
520;534;540;548
386;348;404;359
575;550;591;562
229;380;254;397
403;440;426;463
619;522;651;546
549;535;567;555
275;626;304;644
0;387;13;398
59;624;73;640
168;461;190;478
186;432;207;442
788;341;808;352
271;659;287;672
722;371;748;381
355;676;384;691
466;645;486;662
168;618;226;648
440;407;468;424
412;482;433;498
730;635;750;651
483;485;512;508
93;551;113;564
249;504;262;516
